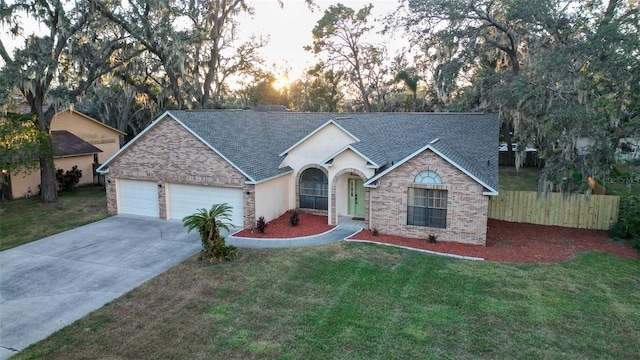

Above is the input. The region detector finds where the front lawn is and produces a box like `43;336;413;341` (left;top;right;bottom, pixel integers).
0;185;109;251
15;243;640;359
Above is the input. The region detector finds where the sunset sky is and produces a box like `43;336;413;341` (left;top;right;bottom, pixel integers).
238;0;403;82
1;1;406;86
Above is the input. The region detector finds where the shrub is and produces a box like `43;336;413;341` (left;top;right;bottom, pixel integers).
289;208;300;227
372;228;378;236
182;204;238;263
256;216;267;233
428;234;437;243
56;166;82;190
609;194;640;250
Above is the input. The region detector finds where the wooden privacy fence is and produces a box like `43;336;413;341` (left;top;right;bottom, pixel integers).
488;191;620;230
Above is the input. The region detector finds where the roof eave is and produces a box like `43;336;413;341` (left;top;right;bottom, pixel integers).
278;119;360;157
96;111;175;173
364;143;497;193
172;115;257;184
251;170;294;185
320;144;380;169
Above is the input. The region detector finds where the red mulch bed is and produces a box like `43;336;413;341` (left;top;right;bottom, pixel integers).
233;211;334;238
350;219;638;263
235;213;637;263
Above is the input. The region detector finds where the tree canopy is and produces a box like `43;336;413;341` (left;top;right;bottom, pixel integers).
1;0;638;196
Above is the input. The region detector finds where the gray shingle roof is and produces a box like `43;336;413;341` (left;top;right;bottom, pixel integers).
168;110;499;192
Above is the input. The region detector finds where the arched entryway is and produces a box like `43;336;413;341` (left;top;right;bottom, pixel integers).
330;168;369;226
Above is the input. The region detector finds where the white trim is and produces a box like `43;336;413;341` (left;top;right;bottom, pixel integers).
96;111;256;183
363;144;498;194
97;111;174;173
278;119;360;157
170;116;255;183
320;144;380;169
250;170;293;185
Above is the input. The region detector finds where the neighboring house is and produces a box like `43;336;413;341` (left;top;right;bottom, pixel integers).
577;136;639;161
1;108;125;199
98;110;499;245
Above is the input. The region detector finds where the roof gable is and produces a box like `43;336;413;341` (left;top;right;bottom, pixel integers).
321;145;380;169
364;143;498;195
96;112;253;182
99;111;499;191
279;119;359;157
53;107;126;135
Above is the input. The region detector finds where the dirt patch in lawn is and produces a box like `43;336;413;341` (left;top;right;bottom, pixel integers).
350;219;637;263
233;211;334;238
235;212;637;263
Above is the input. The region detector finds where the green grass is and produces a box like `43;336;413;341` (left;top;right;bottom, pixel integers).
0;184;110;250
14;243;640;359
499;166;540;191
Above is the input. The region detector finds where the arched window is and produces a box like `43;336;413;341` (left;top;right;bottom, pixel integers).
299;168;328;210
408;170;447;228
414;170;442;184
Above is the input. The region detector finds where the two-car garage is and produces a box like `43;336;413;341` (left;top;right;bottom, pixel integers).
117;179;244;226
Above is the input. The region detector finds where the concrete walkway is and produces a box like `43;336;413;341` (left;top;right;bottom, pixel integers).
228;226;362;248
0;215;363;359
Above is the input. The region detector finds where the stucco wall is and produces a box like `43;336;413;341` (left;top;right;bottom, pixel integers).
281;122;357;171
55;155;95;186
105;116;254;228
328;149;375;220
7;167;40;199
255;174;291;223
8;154;94;199
369;149;489;245
51;110;123;163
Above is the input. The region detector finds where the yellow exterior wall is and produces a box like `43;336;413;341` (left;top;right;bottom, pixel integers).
254;174;292;222
7;154;96;198
54;155;95;186
8;167;40;199
51;109;124;163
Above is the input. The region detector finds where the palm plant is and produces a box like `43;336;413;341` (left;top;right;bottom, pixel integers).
182;203;236;262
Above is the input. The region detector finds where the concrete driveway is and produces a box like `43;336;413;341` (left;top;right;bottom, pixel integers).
0;215;204;359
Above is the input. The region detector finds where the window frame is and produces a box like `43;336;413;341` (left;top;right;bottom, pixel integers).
299;168;328;210
407;170;447;229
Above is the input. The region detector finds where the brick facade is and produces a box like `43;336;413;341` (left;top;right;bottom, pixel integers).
104;117;255;229
104;116;491;245
369;149;489;245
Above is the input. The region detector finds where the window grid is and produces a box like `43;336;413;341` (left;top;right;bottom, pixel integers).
299;169;328;210
407;188;447;229
414;170;442;185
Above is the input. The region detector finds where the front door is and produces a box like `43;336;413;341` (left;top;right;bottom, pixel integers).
348;178;365;217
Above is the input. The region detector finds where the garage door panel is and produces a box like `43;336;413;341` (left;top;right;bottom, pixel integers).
118;179;159;217
168;184;244;226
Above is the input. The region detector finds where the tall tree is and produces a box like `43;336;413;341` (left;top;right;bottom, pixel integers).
93;0;267;110
395;0;640;192
307;3;374;112
1;0;130;202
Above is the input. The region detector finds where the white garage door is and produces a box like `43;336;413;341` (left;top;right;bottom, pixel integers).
118;179;159;217
168;184;244;226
